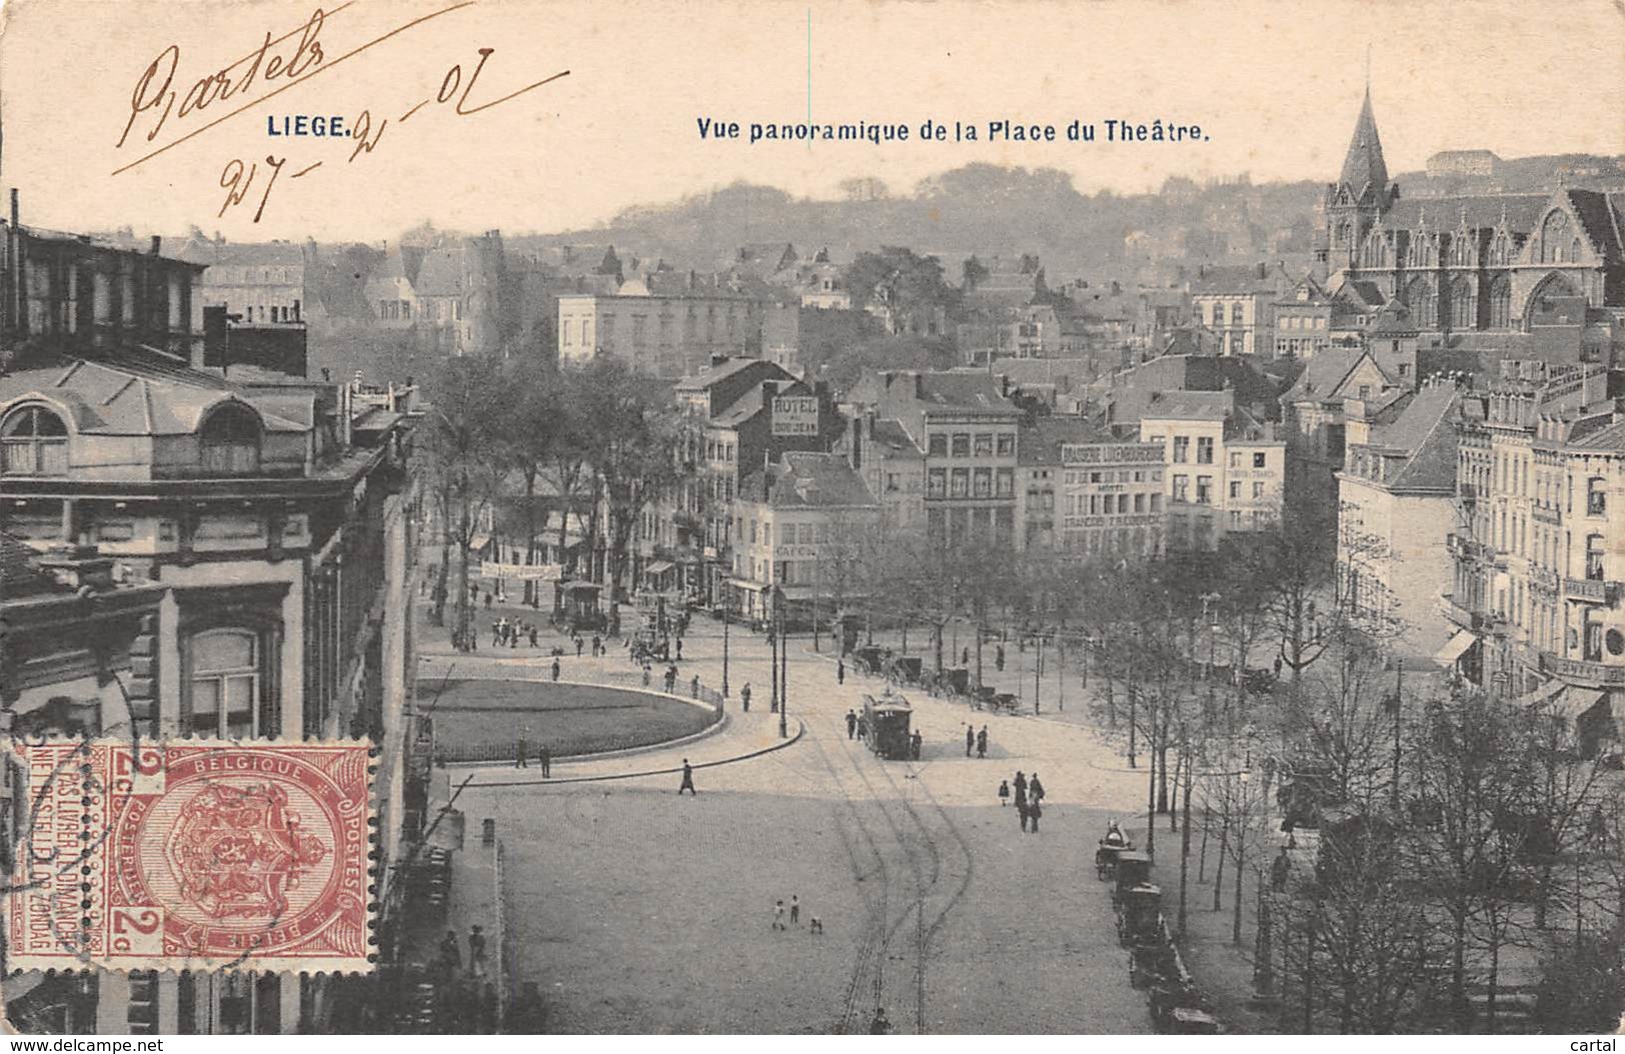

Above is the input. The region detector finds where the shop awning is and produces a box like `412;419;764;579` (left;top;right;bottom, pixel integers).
1517;678;1567;709
1555;687;1608;724
645;560;674;576
730;577;765;591
1433;629;1479;665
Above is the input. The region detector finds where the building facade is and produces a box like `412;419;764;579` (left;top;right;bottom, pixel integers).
1442;365;1622;754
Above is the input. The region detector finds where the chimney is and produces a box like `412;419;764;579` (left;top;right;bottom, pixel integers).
150;235;162;256
711;354;728;369
914;373;924;400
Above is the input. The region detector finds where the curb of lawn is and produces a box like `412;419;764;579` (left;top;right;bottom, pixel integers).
460;717;806;788
435;678;730;767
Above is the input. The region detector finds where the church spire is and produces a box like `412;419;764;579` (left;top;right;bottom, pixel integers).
1339;77;1390;202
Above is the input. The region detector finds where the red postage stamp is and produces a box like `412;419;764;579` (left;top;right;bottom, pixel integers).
4;740;372;973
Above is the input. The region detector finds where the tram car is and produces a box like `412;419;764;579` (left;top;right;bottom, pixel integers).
862;691;914;760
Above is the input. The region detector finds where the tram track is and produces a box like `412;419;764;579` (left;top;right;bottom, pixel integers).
810;704;975;1035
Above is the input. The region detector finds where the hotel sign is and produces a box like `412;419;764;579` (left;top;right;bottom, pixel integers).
480;561;563;581
772;396;820;436
1062;513;1162;530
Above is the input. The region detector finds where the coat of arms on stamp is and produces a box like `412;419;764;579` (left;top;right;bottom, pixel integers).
4;741;372;974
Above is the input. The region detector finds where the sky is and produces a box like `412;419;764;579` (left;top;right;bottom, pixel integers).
0;0;1621;242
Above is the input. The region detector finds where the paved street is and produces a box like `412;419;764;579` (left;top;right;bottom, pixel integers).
421;599;1158;1032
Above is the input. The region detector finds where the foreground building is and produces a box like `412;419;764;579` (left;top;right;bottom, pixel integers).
0;217;422;1033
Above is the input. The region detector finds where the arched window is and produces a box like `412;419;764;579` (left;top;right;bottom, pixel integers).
1;405;69;475
1489;274;1512;329
1541;211;1569;264
1448;276;1474;330
1491;234;1509;265
188;629;263;738
1571;237;1582;264
1404;277;1437;328
199;403;262;476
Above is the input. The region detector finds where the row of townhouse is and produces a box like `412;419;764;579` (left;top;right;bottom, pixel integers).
1336;359;1625;758
0;220;425;1034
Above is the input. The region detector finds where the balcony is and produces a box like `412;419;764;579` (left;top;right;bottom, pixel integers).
1442;595;1487;631
1532;504;1561;526
1539;651;1625;688
1529;567;1560;594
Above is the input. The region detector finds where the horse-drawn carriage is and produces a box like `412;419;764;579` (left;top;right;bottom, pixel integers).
852;646;887;677
884;655;923;685
1095;826;1136;880
862;691;914;760
926;667;970;698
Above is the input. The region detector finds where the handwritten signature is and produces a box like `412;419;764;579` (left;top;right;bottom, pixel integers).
113;4;569;224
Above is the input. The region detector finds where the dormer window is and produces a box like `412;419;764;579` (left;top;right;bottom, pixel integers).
199;403;262;476
1;405;69;475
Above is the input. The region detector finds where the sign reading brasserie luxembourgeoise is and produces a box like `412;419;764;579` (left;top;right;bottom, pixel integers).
1060;443;1163;465
481;561;564;580
772;396;820;436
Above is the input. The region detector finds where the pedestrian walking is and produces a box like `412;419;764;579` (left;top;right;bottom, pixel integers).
510;626;518;649
592;634;602;657
837;660;845;685
1029;772;1046;805
772;900;786;931
642;664;652;687
540;746;551;778
679;758;696;795
961;646;969;667
530;626;539;648
468;925;488;978
976;726;988;759
551;657;561;682
484;592;493;610
789;895;800;926
998;779;1010;806
515;734;528;768
575;636;584;657
438;930;462;978
676;637;684;661
995;644;1005;672
691;674;700;699
856;715;868;740
491;621;502;648
741;683;752;711
965;726;974;757
910;730;922;760
1028;797;1043;833
845;709;857;739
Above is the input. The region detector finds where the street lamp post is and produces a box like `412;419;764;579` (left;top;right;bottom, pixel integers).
722;603;731;699
778;576;789;740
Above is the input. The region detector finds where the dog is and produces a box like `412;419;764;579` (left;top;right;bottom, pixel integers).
808;916;824;935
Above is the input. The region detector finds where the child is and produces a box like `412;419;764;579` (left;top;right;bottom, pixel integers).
808;915;824;935
772;900;786;930
998;779;1011;807
789;894;800;926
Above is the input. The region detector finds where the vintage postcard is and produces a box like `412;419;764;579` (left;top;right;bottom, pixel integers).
1;0;1624;1039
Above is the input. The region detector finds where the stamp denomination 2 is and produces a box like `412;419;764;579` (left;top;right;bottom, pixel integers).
5;741;372;974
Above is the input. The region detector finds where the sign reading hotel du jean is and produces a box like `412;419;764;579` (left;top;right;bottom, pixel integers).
772;396;820;436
